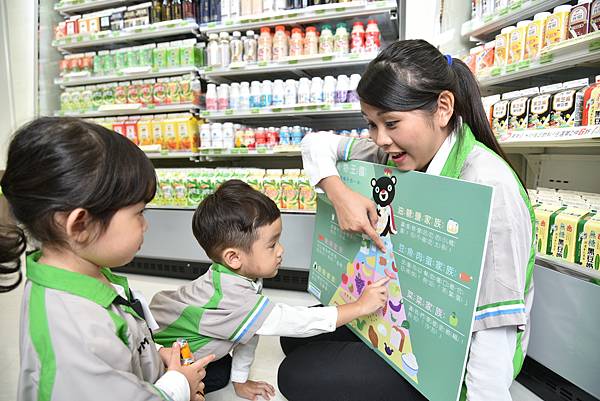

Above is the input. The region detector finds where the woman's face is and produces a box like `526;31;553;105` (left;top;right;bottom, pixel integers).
361;101;451;172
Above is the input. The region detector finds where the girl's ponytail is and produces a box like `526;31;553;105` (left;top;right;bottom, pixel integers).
0;224;26;292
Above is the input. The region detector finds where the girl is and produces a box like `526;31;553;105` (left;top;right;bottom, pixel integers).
278;40;535;401
0;117;213;401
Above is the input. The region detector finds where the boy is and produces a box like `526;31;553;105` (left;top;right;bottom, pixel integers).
150;180;388;400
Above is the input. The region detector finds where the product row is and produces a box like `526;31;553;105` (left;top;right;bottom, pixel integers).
532;187;600;270
205;74;362;111
199;123;311;149
465;3;600;76
60;75;201;112
205;20;380;67
54;1;196;39
484;76;600;134
152;168;317;211
59;40;202;77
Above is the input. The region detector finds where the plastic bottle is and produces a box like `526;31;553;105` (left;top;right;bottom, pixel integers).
255;127;267;148
323;75;336;105
207;33;221;66
304;26;319;56
200;123;212;148
230;31;244;63
272;25;289;61
217;83;229;110
205;83;218;111
544;5;572;47
211;122;223;148
319;24;334;55
348;74;361;103
250;80;261;108
291;126;303;145
260;80;273;107
365;20;381;53
297;78;310;104
334;23;349;55
272;79;285;106
525;12;550;60
335;74;349;103
219;32;231;67
223;122;235;148
284;79;297;105
351;22;365;54
239;81;251;109
243;30;258;62
310;77;323;104
229;82;240;110
258;27;272;62
279;126;291;145
289;28;304;57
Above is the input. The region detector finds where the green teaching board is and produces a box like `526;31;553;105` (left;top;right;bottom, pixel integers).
308;161;494;401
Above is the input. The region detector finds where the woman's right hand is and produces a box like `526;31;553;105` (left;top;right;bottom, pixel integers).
166;342;215;401
319;176;386;252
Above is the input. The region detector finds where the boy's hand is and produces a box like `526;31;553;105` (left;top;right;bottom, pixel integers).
166;342;215;400
357;277;389;315
158;346;172;367
233;380;276;401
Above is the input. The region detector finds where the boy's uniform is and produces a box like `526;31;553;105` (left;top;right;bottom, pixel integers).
151;263;337;383
18;252;189;401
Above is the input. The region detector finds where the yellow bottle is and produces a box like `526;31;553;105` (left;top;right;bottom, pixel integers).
494;26;515;67
524;12;550;60
507;20;530;65
544;5;572;48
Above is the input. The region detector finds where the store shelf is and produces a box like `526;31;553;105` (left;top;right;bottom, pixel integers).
54;0;143;14
197;146;301;157
148;205;315;214
202;103;361;121
200;0;397;34
478;31;600;88
203;52;376;82
55;66;201;87
52;21;199;52
461;0;568;40
56;102;200;117
144;151;198;160
535;253;600;283
498;125;600;150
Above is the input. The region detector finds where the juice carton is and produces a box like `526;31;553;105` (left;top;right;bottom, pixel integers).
185;170;202;207
124;117;139;145
246;169;265;193
544;5;572;48
281;169;301;210
550;207;593;263
158;170;175;206
263;169;283;208
175;114;199;152
534;203;566;254
298;170;317;211
172;170;188;207
139;79;154;106
592;0;600;32
494;26;514;67
153;78;168;105
153;169;165;206
92;85;104;110
580;214;600;270
476;41;495;75
153;43;169;70
179;74;195;103
549;78;589;127
582;75;600;126
507;20;529;65
138;116;153;146
115;82;129;104
568;1;592;38
167;78;181;104
152;115;165;148
508;87;539;130
112;117;127;136
468;45;483;75
167;41;182;69
199;169;215;200
527;83;563;129
127;80;141;104
525;12;550;60
180;39;198;67
163;117;179;151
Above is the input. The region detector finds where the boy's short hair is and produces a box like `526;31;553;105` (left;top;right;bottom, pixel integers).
192;179;281;262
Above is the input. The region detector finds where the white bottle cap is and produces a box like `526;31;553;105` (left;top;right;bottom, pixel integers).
219;31;230;39
246;30;255;36
501;26;516;34
517;20;531;28
554;5;572;13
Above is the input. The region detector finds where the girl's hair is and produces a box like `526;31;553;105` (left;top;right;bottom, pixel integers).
357;39;524;186
0;117;156;290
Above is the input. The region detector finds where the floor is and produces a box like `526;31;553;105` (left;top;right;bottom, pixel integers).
0;272;542;401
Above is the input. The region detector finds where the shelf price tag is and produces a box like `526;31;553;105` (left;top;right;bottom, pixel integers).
272;108;282;112
518;60;530;70
274;15;284;20
510;1;522;11
321;104;331;111
225;109;234;115
335;7;346;12
490;66;502;76
65;37;73;44
505;63;517;73
286;13;299;18
288;59;299;65
483;15;493;23
258;61;268;67
213;149;222;155
540;52;553;64
240;148;249;154
589;39;600;52
225;20;234;26
294;106;304;112
322;55;334;62
315;10;326;14
257;148;267;154
341;103;353;110
251;108;260;114
201;111;210;117
207;22;217;28
498;7;509;16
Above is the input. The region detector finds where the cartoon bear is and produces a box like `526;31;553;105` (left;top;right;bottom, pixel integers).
371;175;398;237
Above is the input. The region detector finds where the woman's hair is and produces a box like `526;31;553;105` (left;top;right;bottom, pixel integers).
0;117;156;290
357;39;523;186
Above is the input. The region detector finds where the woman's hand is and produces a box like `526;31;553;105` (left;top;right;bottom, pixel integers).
319;176;386;252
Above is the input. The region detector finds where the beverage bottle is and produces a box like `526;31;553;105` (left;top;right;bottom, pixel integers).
243;30;257;62
250;80;261;108
219;31;231;67
207;33;221;66
289;27;304;57
304;26;319;55
230;0;240;18
284;79;297;105
335;74;349;103
211;122;223;148
348;74;361;103
297;78;310;104
244;127;256;149
239;81;251;109
223;122;235;148
172;0;183;19
334;22;349;54
365;20;380;53
229;82;240;109
251;0;262;14
230;31;244;62
162;0;173;21
272;79;285;106
258;27;272;62
266;126;279;148
234;126;245;147
263;0;274;13
205;83;218;111
217;83;229;110
310;77;323;104
351;22;365;53
260;80;273;107
323;75;336;104
255;127;267;148
319;24;334;54
182;0;195;20
279;126;291;145
152;0;163;23
200;123;212;148
272;25;289;61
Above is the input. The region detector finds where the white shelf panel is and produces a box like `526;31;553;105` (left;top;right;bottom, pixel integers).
498;125;600;148
203;52;376;80
54;0;142;14
56;103;200;117
53;21;199;51
461;0;569;40
200;0;397;34
56;66;201;87
478;31;600;88
147;205;316;215
536;253;600;282
202;103;361;121
145;151;198;160
144;147;302;159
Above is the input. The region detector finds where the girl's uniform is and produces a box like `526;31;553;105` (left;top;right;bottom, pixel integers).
300;124;535;401
17;252;189;401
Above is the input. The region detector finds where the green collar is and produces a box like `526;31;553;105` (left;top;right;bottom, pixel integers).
211;262;256;283
26;251;127;308
440;123;477;179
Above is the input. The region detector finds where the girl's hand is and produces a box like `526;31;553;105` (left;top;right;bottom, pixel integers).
233;380;276;401
166;342;214;400
320;176;386;252
356;277;389;315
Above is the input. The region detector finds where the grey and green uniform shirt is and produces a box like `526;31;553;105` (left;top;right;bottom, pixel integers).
150;263;275;360
18;252;170;401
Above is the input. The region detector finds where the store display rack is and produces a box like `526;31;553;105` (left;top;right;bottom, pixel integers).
202;103;361;121
535;253;600;283
498;125;600;149
56;66;201;87
56;102;200;117
148;205;315;214
461;0;569;41
55;0;144;14
143;146;302;160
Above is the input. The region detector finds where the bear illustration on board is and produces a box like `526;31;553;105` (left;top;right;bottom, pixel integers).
371;173;397;237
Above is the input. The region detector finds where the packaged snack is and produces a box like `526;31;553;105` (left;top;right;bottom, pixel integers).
507;20;529;65
549;78;589;127
298;170;316;211
281;169;300;210
494;26;514;67
525;12;550;60
544;5;572;48
568;0;592;38
534;203;566;254
527;83;562;129
550;208;594;263
582;75;600;126
580;214;600;270
592;0;600;32
263;169;283;207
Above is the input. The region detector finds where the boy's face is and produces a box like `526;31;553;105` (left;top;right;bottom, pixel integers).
239;218;284;279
